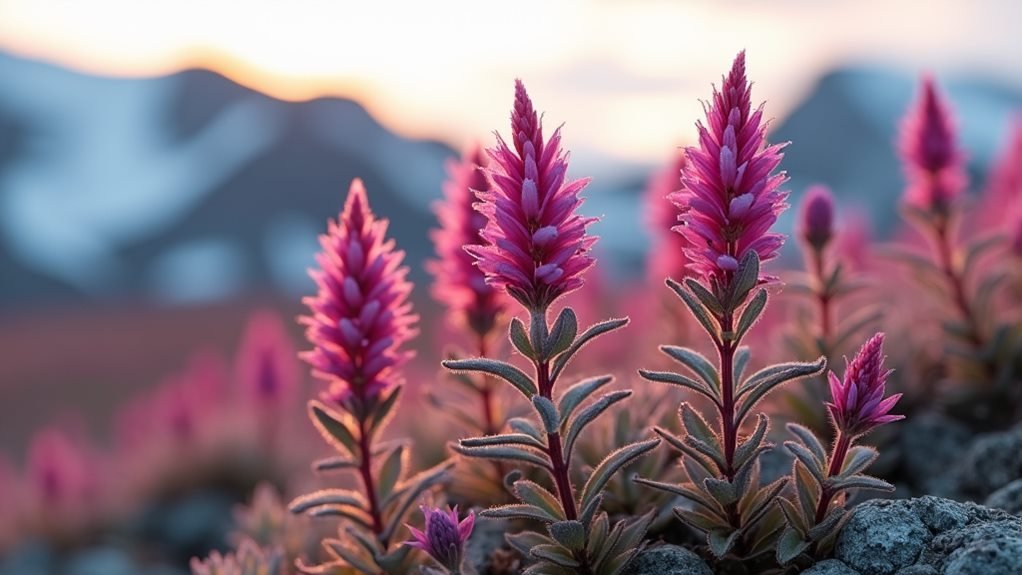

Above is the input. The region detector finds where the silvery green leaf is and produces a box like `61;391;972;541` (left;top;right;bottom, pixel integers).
368;385;401;436
707;527;740;558
830;474;895;492
308;505;374;530
729;250;761;307
580;493;603;530
735;357;827;423
741;477;788;530
532;396;560;434
514;479;565;520
509;417;544;443
548;520;586;551
776;496;808;536
660;345;721;391
839;445;879;477
679;402;721;450
633;477;723;517
507;531;556;556
380;460;453;542
793;462;820;520
674;507;726;533
668;278;720;343
579;438;660;511
309;401;358;458
442;357;537;398
703;477;738;506
637;369;719;404
483;503;559;523
531;544;580;568
785;423;827;463
376;445;406;505
808;507;847;541
775;527;810;565
685;278;725;315
557;375;613;426
733;414;770;472
289;488;366;514
510;317;535;359
546;307;578;359
653;426;717;476
735;288;768;342
323;537;377;574
461;433;546;450
785;441;824;485
586;512;609;556
564;390;632;460
733;346;751;382
551;317;629;380
312;456;358;472
454;443;551;469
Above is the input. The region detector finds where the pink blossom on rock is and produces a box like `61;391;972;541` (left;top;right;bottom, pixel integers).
645;151;690;281
899;76;967;214
671;51;789;284
405;504;475;571
826;332;903;438
428;143;507;337
301;179;418;407
798;185;836;251
470;80;597;312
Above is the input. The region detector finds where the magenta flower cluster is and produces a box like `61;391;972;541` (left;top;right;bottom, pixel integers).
469;79;597;312
799;185;836;251
405;505;475;572
899;76;967;214
301;179;418;406
826;333;903;438
671;51;788;283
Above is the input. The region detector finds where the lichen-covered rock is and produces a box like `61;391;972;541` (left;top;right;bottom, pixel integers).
956;427;1022;498
834;497;1022;575
835;500;928;574
803;559;860;574
985;479;1022;514
621;545;713;575
898;412;970;497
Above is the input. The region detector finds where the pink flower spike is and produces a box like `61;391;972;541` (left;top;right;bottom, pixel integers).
301;179;419;408
826;332;903;438
899;76;967;214
428;143;507;338
670;50;789;285
470;80;597;312
404;504;475;571
799;185;835;251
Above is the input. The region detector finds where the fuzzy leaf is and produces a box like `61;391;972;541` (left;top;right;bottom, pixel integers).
507;531;555;556
548;520;586;551
735;357;827;423
808;507;847;541
735;288;768;342
509;417;544;443
557;375;614;426
381;460;453;542
793;462;820;520
682;434;728;473
743;477;789;530
312;456;357;472
669;278;721;343
546;307;579;359
830;474;895;492
309;401;358;458
654;426;717;476
734;347;751;382
564;390;632;460
587;512;610;556
442;357;537;398
579;438;660;511
708;527;740;558
674;507;728;533
661;345;721;392
633;477;723;517
483;503;559;523
368;385;401;436
703;477;738;506
523;563;575;575
685;278;725;315
786;423;827;464
839;445;879;478
730;250;761;307
776;496;808;536
551;318;630;380
323;538;377;574
531;544;580;568
776;527;810;565
733;414;770;472
308;506;373;530
454;443;551;469
533;396;560;434
289;489;366;514
514;480;565;520
637;369;719;404
679;403;721;450
785;441;824;485
510;317;535;359
598;511;654;574
376;445;405;504
461;433;546;450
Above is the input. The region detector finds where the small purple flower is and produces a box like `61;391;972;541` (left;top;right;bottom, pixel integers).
428;143;507;337
799;185;835;251
469;80;597;312
301;179;419;407
235;310;298;407
826;332;903;438
405;505;475;572
671;50;789;285
645;151;690;281
899;76;967;214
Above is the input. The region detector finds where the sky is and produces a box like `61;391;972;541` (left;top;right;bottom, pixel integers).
1;0;1020;169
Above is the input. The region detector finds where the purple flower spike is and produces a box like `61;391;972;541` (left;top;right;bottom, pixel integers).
826;332;903;438
405;505;475;571
470;80;597;312
429;143;507;337
799;185;835;251
301;179;418;407
899;76;967;214
671;51;789;285
236;310;298;408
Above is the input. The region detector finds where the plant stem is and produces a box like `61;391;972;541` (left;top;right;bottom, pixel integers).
477;334;508;487
718;310;737;480
815;431;851;523
932;217;984;348
811;248;832;344
536;359;578;521
357;415;386;541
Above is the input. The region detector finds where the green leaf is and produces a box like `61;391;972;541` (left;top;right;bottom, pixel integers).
312;456;357;472
533;396;560;434
830;474;895;492
323;537;378;574
507;531;556;556
289;488;366;514
808;507;847;542
483;503;559;523
579;438;660;511
564;390;632;460
776;496;808;536
742;477;789;529
729;250;761;308
660;345;721;391
707;527;740;558
510;317;536;359
775;527;810;565
637;369;719;404
368;385;401;436
793;462;820;520
633;477;723;517
735;288;768;342
454;443;551;469
785;441;824;486
839;445;879;477
733;413;770;472
669;278;721;343
548;520;586;551
679;402;721;451
443;357;538;398
509;417;544;443
557;375;613;426
546;307;579;359
531;544;580;568
734;346;751;382
376;445;405;504
530;310;549;358
654;426;717;476
685;278;725;315
380;460;452;542
514;480;565;521
551;317;630;380
735;357;827;423
461;433;546;450
785;423;827;464
587;512;609;556
703;477;737;506
309;401;358;458
598;511;654;574
674;507;728;534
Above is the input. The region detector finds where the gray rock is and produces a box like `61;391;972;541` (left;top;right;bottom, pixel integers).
894;567;937;575
985;479;1022;514
621;545;713;575
898;413;970;497
835;500;928;575
956;427;1022;497
803;559;861;574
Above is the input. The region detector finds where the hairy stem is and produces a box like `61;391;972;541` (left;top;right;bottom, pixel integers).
536;359;578;520
932;217;984;348
357;415;386;541
718;310;738;480
815;431;851;523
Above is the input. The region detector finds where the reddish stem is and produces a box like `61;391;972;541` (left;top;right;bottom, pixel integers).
537;359;578;521
815;431;851;523
718;310;737;480
357;414;386;541
811;248;832;343
932;217;983;348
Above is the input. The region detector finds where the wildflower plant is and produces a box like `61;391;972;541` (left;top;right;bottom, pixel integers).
636;52;826;561
776;333;903;565
444;80;660;575
289;180;452;574
191;539;285;575
405;504;475;574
